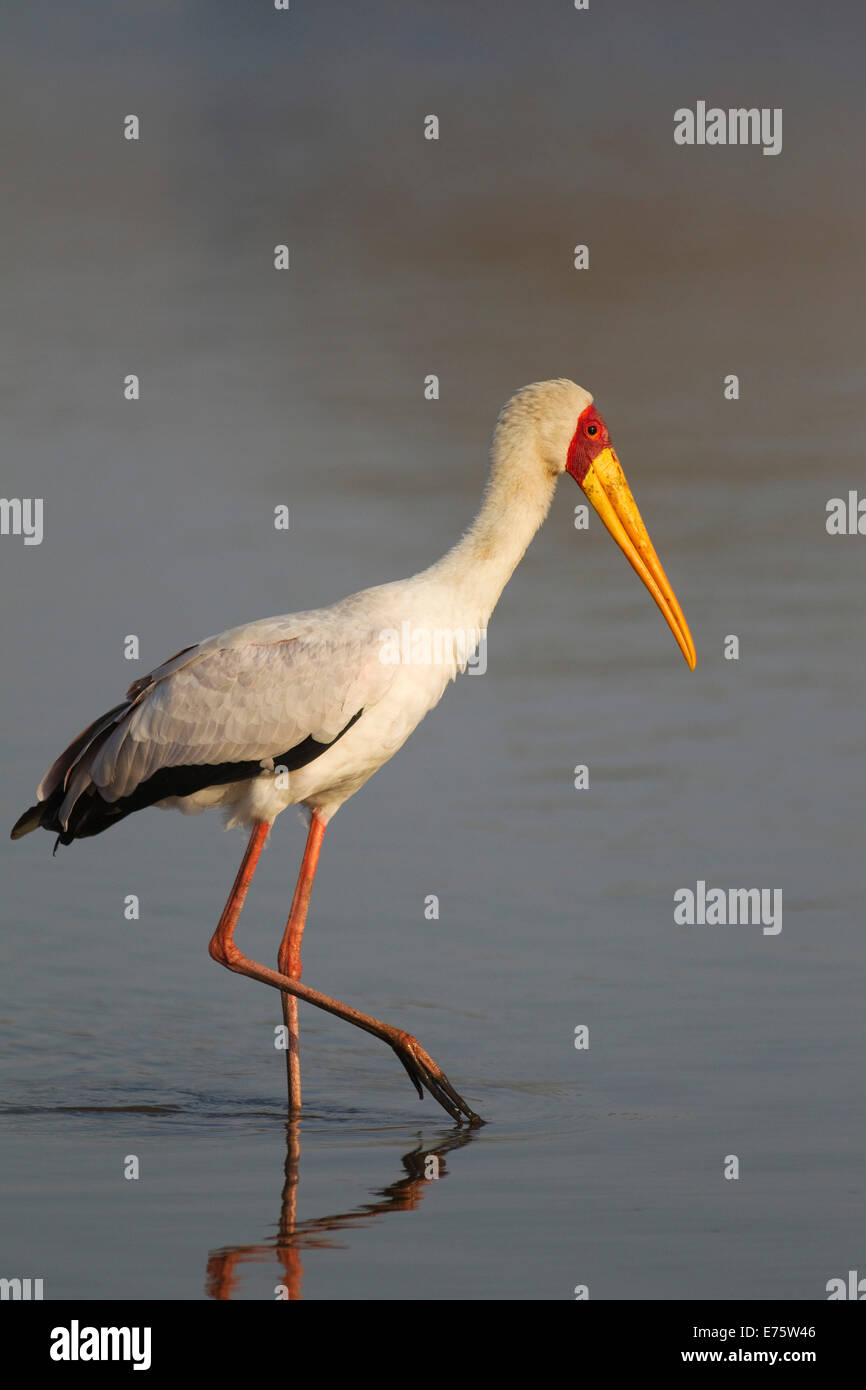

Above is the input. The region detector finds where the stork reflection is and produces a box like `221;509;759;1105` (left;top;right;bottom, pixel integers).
206;1120;478;1299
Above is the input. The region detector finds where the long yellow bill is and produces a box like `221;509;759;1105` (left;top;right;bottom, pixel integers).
582;447;697;669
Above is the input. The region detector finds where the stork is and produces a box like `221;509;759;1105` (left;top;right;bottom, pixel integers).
12;380;696;1124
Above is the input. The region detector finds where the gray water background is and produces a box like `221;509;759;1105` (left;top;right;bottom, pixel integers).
1;1;864;1299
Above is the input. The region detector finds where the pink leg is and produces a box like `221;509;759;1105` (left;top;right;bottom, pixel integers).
277;811;326;1111
208;821;481;1125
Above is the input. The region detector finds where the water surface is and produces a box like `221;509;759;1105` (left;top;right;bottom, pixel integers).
1;0;864;1300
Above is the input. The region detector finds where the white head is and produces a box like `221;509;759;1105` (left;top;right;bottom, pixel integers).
487;378;697;670
492;378;594;478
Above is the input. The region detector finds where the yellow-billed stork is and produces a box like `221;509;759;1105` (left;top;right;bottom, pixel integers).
12;380;696;1124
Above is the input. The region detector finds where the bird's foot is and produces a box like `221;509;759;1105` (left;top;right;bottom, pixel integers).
388;1030;483;1127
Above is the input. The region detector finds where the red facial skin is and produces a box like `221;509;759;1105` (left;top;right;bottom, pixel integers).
566;404;611;487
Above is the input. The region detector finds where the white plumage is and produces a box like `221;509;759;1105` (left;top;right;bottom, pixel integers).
24;379;599;843
12;378;695;1124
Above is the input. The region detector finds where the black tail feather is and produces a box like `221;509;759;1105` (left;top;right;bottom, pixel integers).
11;707;366;849
10;802;46;840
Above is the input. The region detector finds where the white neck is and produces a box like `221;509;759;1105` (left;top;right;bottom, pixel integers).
424;425;558;631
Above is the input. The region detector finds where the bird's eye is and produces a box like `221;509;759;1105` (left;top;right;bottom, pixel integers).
586;423;598;437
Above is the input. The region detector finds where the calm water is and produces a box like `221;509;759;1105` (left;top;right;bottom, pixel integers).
1;1;864;1300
